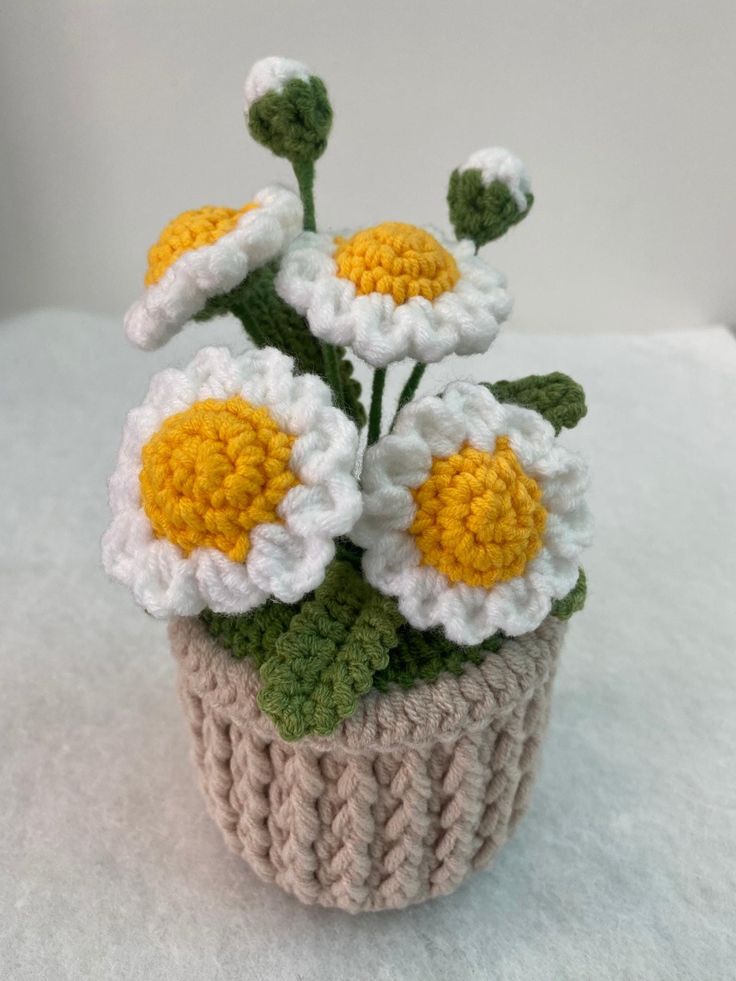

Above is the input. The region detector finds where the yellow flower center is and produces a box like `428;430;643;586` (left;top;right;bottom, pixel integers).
410;438;547;589
144;203;259;286
139;397;298;562
333;222;460;305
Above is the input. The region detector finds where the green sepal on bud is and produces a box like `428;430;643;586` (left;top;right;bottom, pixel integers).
448;147;533;249
244;56;333;164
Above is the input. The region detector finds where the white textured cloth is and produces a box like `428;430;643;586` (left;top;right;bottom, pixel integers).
1;311;734;980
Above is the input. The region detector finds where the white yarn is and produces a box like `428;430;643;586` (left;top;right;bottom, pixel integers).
102;346;362;617
243;57;311;113
275;229;512;369
459;147;532;212
352;382;591;644
124;185;303;352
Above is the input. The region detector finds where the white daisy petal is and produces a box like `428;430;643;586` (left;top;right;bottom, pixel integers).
247;524;335;603
124;186;302;352
102;346;361;618
276;222;511;368
353;382;591;643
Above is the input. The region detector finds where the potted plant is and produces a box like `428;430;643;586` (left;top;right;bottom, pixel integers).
103;57;591;913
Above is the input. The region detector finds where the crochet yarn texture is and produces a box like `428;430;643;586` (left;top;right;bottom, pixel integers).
104;54;594;914
172;613;564;912
196;261;366;428
334;223;461;304
144;204;259;286
409;438;548;589
140;397;298;563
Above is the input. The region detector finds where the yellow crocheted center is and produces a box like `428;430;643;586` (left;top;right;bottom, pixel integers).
144;203;259;286
333;222;460;304
139;397;298;562
410;438;547;589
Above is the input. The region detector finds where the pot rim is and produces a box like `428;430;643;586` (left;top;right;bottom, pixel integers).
170;615;565;754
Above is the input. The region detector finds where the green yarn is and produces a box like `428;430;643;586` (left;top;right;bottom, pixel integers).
448;169;533;249
374;624;502;692
201;601;297;669
256;561;404;741
199;556;583;736
486;372;587;434
293;158;316;232
393;362;426;426
195;261;365;428
551;568;587;620
367;367;386;445
248;76;333;164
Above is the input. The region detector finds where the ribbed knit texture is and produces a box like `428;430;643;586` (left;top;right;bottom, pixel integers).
171;615;565;913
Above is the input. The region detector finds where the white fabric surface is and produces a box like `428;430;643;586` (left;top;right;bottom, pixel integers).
1;311;734;980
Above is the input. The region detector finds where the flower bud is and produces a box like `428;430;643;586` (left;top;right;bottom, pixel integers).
244;56;333;163
448;147;533;248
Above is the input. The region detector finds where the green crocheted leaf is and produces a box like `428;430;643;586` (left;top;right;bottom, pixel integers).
256;561;404;741
486;372;587;434
196;261;365;428
248;76;333;163
373;623;502;692
200;601;298;670
551;568;587;620
448;168;533;248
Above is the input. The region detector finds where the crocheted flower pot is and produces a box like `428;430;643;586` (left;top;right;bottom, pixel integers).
170;614;565;913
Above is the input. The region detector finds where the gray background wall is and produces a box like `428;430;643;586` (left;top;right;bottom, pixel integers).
1;0;734;333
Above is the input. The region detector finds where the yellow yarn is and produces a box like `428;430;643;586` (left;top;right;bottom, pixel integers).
410;438;547;589
139;397;298;562
144;203;259;286
334;222;460;304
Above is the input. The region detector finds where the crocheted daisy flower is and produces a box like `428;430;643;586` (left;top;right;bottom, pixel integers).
352;382;591;644
125;185;302;351
102;346;361;617
275;222;511;367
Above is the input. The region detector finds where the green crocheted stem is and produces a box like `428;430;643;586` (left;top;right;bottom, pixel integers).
293;158;316;232
321;340;347;414
447;169;533;249
195;262;365;428
486;372;587;434
247;76;333;164
551;568;587;620
367;367;387;445
393;362;426;427
256;560;404;741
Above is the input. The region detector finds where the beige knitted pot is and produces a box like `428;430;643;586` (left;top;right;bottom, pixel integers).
170;615;565;913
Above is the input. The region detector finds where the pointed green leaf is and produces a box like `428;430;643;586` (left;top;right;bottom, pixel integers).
485;372;587;434
551;568;587;620
256;561;404;740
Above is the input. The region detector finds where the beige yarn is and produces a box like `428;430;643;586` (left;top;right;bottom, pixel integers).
171;615;565;913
